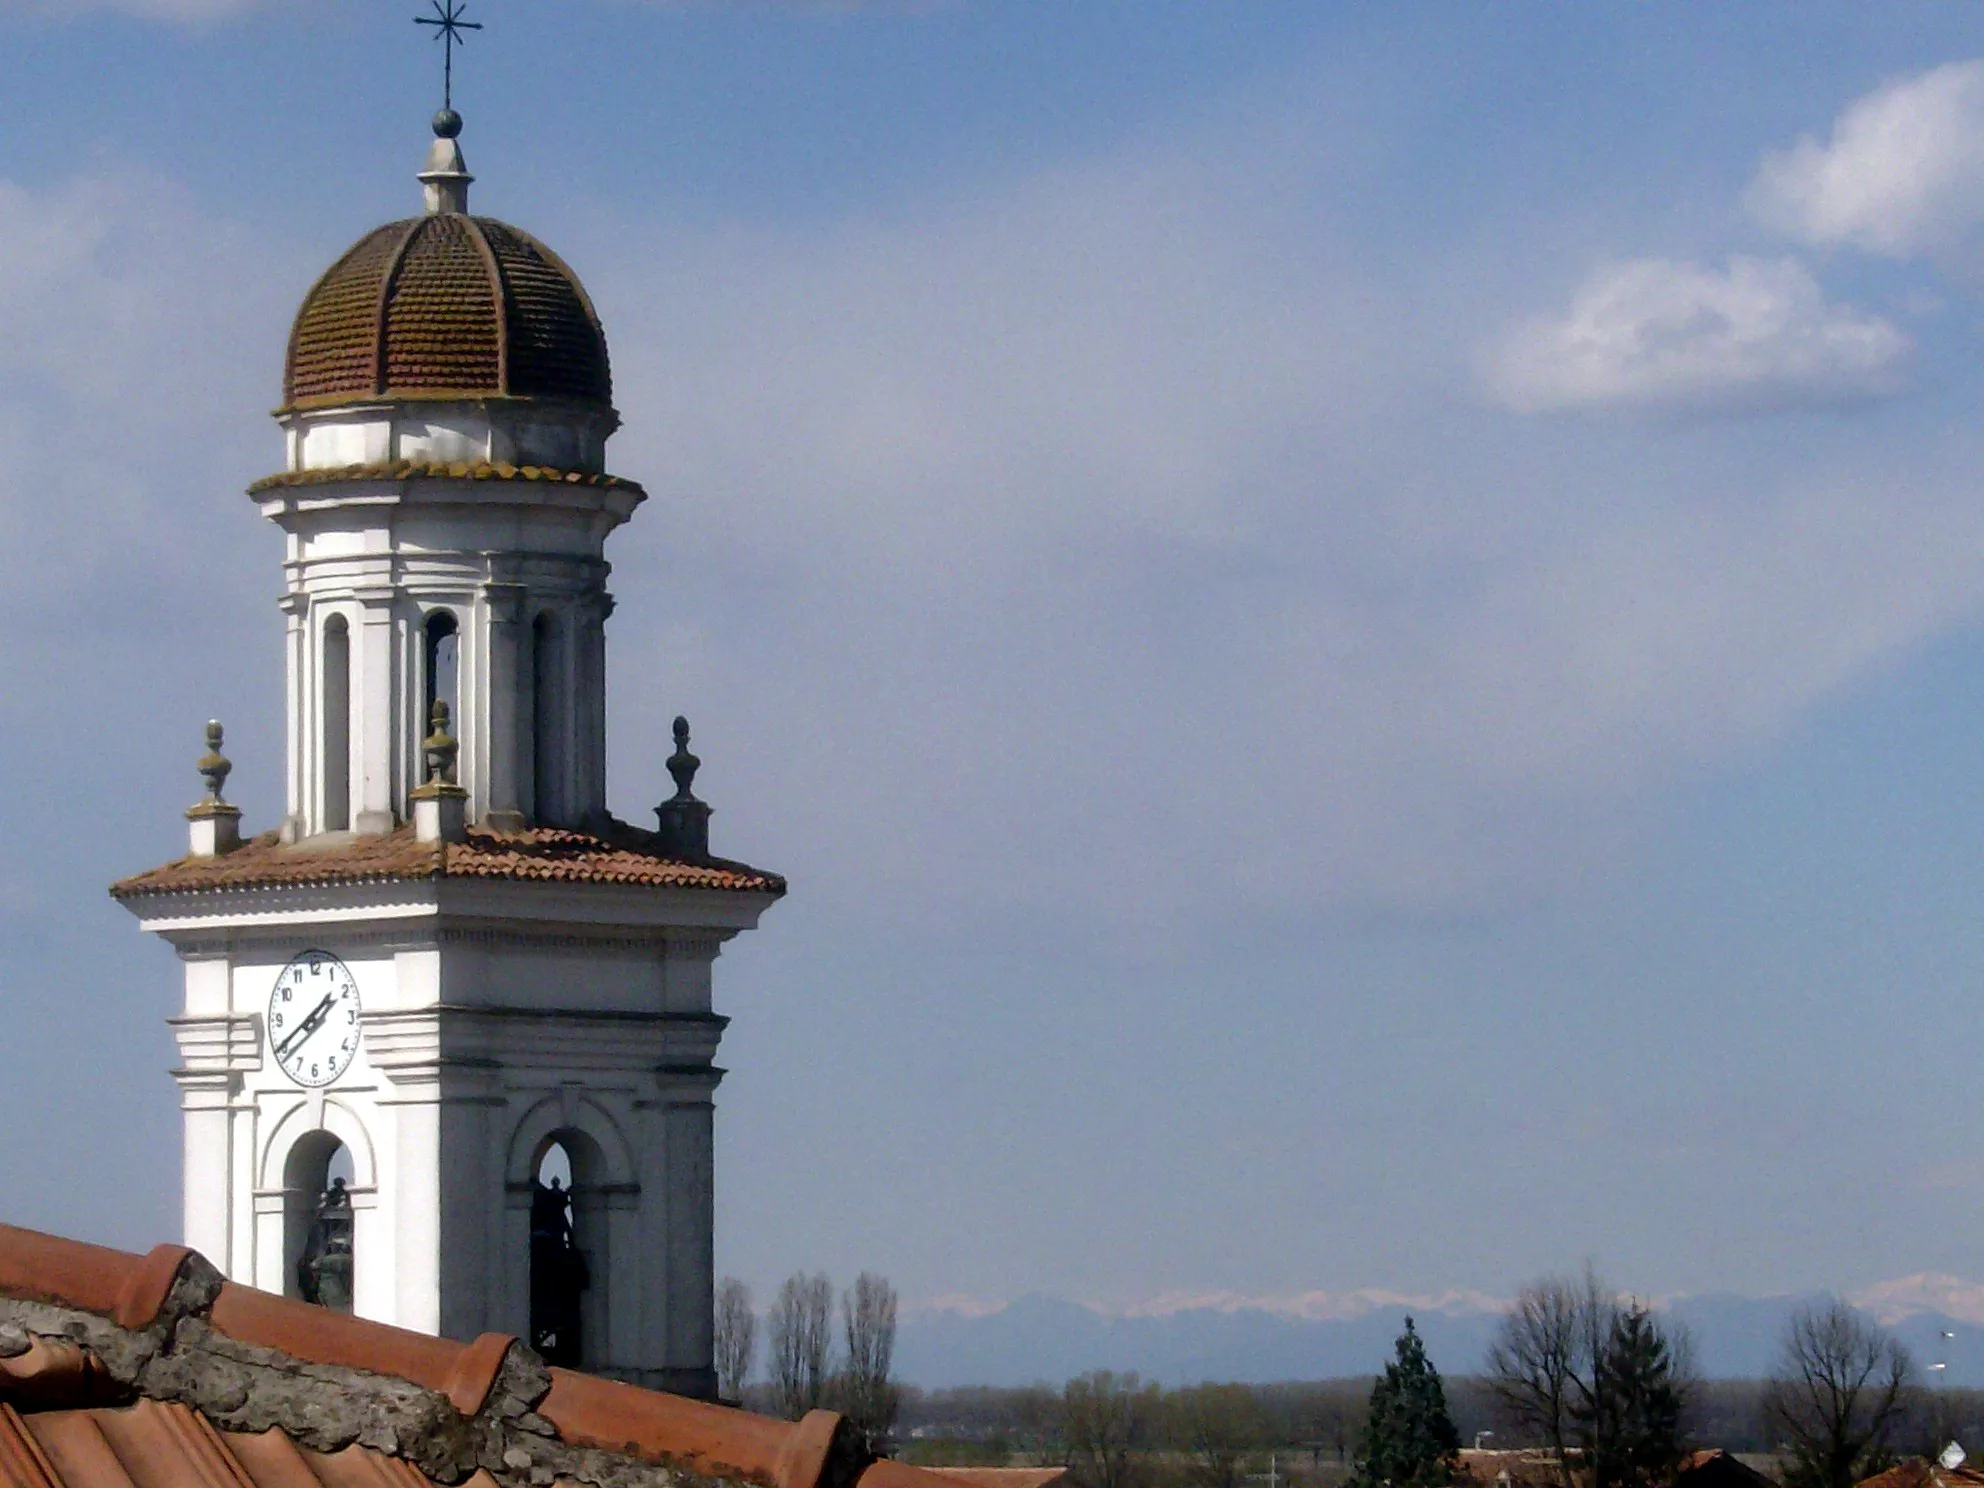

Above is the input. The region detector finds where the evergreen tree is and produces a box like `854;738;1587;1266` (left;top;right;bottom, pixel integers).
1585;1304;1687;1488
1353;1317;1460;1488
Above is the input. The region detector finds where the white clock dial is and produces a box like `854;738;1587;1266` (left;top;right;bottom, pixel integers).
268;950;362;1088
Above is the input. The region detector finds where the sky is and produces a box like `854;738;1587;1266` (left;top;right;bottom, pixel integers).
10;2;1984;1325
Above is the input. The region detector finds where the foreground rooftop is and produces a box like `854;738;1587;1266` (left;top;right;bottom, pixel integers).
0;1224;944;1488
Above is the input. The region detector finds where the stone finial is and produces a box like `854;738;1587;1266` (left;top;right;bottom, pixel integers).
422;699;460;786
412;699;469;843
654;715;712;861
419;115;474;215
666;716;700;801
186;720;242;857
197;721;231;803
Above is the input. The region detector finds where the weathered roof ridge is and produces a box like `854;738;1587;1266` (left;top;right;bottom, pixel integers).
248;462;644;496
109;820;785;901
0;1223;891;1488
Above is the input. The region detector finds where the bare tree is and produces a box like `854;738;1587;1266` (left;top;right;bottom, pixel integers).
714;1277;756;1403
1766;1300;1916;1488
1011;1384;1065;1466
768;1272;834;1420
1061;1371;1163;1488
1485;1269;1694;1488
1171;1382;1267;1488
1486;1273;1591;1483
836;1273;901;1453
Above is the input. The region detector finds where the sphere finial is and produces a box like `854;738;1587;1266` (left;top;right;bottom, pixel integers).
432;108;463;139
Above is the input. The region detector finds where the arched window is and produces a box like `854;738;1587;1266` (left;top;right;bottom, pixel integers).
531;611;558;822
284;1134;354;1312
321;616;350;832
529;1132;603;1367
425;610;460;735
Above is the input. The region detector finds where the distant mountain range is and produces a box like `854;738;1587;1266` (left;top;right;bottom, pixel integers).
893;1277;1984;1388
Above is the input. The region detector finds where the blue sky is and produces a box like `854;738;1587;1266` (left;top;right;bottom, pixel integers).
10;2;1984;1323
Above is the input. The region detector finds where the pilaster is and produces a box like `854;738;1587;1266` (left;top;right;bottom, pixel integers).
279;592;308;841
354;585;399;835
481;580;527;830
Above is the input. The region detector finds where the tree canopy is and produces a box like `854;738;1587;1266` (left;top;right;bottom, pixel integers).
1354;1317;1460;1488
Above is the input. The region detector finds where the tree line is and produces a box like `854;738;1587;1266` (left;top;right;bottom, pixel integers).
716;1272;903;1453
855;1270;1968;1488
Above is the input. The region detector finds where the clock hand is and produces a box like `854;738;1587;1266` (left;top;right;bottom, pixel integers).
274;996;335;1061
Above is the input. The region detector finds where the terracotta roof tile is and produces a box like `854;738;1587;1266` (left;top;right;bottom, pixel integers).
916;1470;1068;1488
247;463;644;497
283;216;611;413
109;822;784;901
0;1225;999;1488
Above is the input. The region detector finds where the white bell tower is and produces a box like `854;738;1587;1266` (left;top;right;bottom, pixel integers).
113;116;781;1400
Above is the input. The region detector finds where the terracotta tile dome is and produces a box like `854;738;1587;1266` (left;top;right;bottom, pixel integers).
282;214;612;412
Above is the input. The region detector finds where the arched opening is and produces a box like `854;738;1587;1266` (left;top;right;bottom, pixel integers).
424;610;460;737
284;1133;355;1312
321;615;350;832
529;1132;605;1367
531;610;559;823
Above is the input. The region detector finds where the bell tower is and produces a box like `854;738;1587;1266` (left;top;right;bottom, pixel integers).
111;116;783;1401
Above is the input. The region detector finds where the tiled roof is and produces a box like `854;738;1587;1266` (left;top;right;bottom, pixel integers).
0;1223;941;1488
109;823;784;901
284;216;612;413
247;463;644;497
919;1471;1067;1488
1859;1463;1984;1488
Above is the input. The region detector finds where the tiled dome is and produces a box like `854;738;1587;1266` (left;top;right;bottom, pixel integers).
282;214;612;412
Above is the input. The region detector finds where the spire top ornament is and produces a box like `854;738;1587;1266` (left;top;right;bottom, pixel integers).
414;0;481;117
413;0;479;212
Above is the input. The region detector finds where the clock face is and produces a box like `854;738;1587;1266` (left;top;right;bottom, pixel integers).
268;950;362;1088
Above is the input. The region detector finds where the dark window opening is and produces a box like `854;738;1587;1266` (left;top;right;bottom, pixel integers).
425;610;460;734
286;1134;354;1313
529;1139;592;1367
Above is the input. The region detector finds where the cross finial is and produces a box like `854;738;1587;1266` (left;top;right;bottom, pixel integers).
414;0;482;119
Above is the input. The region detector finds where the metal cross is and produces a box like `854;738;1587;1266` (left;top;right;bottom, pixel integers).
414;0;482;114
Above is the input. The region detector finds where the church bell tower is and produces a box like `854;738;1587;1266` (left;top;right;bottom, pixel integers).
111;114;783;1401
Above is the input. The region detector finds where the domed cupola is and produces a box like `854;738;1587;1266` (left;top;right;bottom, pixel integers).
248;117;648;845
284;214;612;411
275;116;618;475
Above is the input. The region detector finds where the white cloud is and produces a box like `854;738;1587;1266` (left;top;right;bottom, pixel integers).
578;148;1981;924
1748;59;1984;256
1486;256;1908;415
3;103;1982;950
